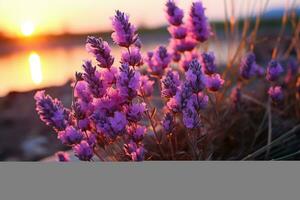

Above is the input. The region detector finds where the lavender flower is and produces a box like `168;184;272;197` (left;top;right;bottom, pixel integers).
146;46;172;75
206;74;224;92
55;151;70;162
73;140;93;161
183;107;201;129
200;52;217;75
188;1;211;42
109;111;128;135
171;37;197;53
170;81;194;111
162;112;174;134
111;10;138;47
116;63;141;100
121;47;143;67
187;92;209;111
185;59;206;93
171;50;181;62
82;60;107;98
240;53;257;79
266;60;284;82
127;125;146;143
58;126;84;145
131;146;145;161
86;36;114;68
139;75;154;97
168;25;187;39
165;0;184;26
161;70;181;98
126;103;146;122
34;91;70;131
268;86;284;103
179;51;199;71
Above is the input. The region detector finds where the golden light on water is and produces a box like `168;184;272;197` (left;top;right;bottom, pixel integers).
21;21;35;36
29;52;42;85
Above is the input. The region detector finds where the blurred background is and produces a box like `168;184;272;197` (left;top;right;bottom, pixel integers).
0;0;299;161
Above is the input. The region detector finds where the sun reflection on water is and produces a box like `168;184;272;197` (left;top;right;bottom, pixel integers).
29;52;42;85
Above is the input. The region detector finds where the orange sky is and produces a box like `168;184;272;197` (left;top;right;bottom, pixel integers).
0;0;293;37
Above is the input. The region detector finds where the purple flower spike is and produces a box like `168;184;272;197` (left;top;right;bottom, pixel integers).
165;0;184;26
200;52;217;75
34;91;70;131
73;140;93;161
86;36;114;68
206;74;224;92
266;60;284;82
187;92;209;111
116;63;141;100
168;25;187;39
111;10;138;48
162;70;181;98
126;103;146;122
121;47;143;67
146;46;172;75
82;60;107;98
186;59;206;93
268;86;284;103
240;53;257;79
56;151;70;162
162;112;174;134
109;111;127;135
58;126;83;145
139;75;154;97
183;107;201;129
188;1;211;42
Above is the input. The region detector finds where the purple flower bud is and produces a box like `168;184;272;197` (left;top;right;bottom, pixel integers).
268;86;284;103
126;103;146;122
131;146;145;161
188;1;211;42
167;96;181;113
200;52;217;75
101;66;118;86
127;125;146;143
74;81;92;104
116;63;141;100
187;92;209;111
171;37;197;53
73;140;93;161
165;0;184;26
170;81;194;111
185;59;206;93
266;60;284;82
240;53;257;79
55;151;70;162
168;25;187;39
161;70;181;98
121;47;143;67
171;50;181;62
111;10;138;48
78;118;90;131
206;74;224;92
183;107;201;129
124;140;137;155
139;75;154;97
58;126;83;145
34;91;70;131
86;36;114;68
146;46;172;76
82;60;107;98
162;112;174;134
109;111;128;135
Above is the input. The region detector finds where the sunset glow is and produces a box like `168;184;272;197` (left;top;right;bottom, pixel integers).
29;52;42;84
21;21;35;36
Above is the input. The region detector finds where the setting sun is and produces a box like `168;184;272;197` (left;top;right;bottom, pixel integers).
21;21;35;36
29;52;42;85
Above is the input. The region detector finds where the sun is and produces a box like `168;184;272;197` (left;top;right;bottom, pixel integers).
21;21;35;36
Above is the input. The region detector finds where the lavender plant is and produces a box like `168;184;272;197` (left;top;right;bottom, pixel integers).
35;0;300;161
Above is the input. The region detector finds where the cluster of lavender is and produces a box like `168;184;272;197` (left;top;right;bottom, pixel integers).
34;0;299;161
